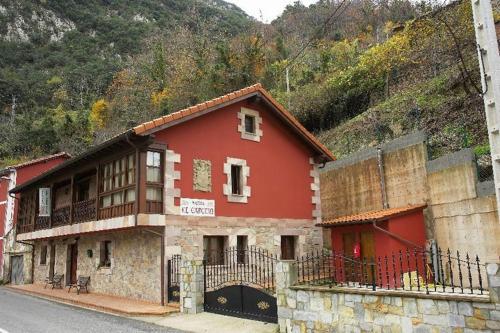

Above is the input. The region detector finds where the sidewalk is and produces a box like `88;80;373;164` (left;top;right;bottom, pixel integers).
8;283;179;316
136;312;279;333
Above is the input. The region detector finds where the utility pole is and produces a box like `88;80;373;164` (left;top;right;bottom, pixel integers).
286;66;291;109
471;0;500;222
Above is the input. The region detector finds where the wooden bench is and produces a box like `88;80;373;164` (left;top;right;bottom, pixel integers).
68;276;90;295
44;274;64;289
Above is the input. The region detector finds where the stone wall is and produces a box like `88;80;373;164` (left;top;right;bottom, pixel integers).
33;229;162;303
179;259;204;314
276;261;500;333
165;215;322;259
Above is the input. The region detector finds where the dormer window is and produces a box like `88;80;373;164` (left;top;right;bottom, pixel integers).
238;108;263;142
244;115;256;134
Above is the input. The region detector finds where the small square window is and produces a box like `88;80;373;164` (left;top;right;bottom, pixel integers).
40;245;47;265
99;241;112;268
231;165;242;195
281;236;296;260
244;115;256;134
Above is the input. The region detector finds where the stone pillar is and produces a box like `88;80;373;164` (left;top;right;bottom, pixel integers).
276;260;297;333
180;259;204;314
486;263;500;303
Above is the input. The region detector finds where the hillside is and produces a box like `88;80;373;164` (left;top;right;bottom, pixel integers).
0;0;251;160
0;0;493;166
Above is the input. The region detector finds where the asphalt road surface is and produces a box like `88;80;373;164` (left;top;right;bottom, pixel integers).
0;287;185;333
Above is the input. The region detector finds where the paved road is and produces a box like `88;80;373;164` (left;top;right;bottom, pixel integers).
0;287;185;333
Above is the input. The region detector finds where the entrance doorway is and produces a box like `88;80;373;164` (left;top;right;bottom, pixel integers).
342;231;376;282
10;255;24;284
66;243;78;285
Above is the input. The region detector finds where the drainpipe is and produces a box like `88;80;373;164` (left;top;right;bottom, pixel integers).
377;147;389;209
143;228;165;306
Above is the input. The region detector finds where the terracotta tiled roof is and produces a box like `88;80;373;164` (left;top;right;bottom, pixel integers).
2;152;71;172
317;204;427;227
133;83;335;161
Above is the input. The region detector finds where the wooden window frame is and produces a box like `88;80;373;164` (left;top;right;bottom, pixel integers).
145;150;164;213
98;152;136;209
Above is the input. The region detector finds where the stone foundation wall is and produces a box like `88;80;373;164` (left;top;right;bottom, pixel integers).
165;215;322;259
276;262;500;333
33;229;162;303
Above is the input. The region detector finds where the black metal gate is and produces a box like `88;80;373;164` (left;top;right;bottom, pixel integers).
203;246;278;323
167;254;181;303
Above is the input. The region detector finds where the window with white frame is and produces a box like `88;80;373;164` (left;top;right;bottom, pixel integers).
237;108;263;142
223;157;251;203
38;187;51;216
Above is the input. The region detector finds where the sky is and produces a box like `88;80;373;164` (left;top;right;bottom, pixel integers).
225;0;318;23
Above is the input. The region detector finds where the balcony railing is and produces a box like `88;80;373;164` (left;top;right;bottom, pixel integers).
73;199;97;223
34;216;50;230
52;206;71;227
98;202;134;220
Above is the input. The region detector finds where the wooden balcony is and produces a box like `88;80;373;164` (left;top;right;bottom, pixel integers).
15;142;166;236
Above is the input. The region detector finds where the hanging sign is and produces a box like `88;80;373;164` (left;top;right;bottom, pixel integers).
180;198;215;217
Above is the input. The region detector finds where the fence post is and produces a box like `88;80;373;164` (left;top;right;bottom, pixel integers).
371;259;376;291
486;263;500;303
179;258;204;314
276;260;297;333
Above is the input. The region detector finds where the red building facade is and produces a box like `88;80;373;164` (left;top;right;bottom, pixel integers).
0;153;70;281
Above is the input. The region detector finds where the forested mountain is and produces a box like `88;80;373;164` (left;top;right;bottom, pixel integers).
0;0;495;165
0;0;250;160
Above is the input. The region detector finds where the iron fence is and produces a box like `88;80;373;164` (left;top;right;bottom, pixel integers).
294;248;487;295
204;246;277;293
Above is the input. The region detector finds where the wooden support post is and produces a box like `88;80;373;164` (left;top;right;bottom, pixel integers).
95;165;100;221
69;175;74;224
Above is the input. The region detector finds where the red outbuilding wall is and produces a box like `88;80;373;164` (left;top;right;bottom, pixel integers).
329;210;427;258
153;99;316;219
329;210;427;287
